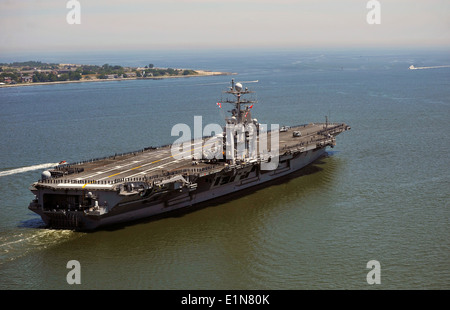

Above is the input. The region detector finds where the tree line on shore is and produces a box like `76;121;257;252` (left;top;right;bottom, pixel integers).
0;61;198;84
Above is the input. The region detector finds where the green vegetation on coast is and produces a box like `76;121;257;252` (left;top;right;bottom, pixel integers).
0;61;216;86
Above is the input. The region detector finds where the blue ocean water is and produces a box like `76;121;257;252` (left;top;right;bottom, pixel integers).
0;49;449;289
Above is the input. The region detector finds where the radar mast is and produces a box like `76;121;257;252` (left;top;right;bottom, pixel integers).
224;79;257;125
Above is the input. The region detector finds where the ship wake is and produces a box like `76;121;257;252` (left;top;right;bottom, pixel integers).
0;228;79;265
0;163;59;178
409;65;450;70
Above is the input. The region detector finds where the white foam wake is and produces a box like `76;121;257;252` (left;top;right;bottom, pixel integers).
0;163;59;177
0;229;79;265
409;65;450;70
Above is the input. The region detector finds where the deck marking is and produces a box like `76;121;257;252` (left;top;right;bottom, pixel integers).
107;172;122;178
82;181;95;189
83;145;203;182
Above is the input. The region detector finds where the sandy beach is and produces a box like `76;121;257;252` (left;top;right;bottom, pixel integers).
0;70;234;88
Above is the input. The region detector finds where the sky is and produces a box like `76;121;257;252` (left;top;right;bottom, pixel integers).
1;0;449;54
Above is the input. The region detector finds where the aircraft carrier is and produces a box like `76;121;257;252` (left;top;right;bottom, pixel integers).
28;79;350;231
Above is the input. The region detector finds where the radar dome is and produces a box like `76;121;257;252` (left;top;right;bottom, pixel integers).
235;83;243;92
41;170;51;180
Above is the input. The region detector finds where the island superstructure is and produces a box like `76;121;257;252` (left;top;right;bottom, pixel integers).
28;79;350;230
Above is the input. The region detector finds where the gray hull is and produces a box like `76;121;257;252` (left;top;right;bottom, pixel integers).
29;148;326;230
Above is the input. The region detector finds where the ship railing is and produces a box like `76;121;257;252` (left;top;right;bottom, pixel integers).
52;143;173;172
53;148;152;171
316;123;347;136
280;133;341;153
38;165;224;186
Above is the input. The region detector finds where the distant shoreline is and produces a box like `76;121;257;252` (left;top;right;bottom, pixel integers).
0;70;235;88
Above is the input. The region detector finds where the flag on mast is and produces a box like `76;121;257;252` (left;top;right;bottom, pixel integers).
245;104;253;117
216;102;222;108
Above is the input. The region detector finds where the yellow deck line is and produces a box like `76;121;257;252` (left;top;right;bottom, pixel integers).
82;181;95;189
107;172;122;178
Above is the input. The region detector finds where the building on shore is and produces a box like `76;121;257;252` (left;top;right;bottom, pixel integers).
21;76;33;83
